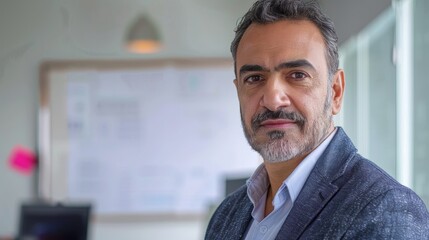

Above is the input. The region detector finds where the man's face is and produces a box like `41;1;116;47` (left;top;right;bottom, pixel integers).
234;20;342;163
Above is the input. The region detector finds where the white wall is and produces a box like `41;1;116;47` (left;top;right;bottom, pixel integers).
0;0;253;239
0;0;392;239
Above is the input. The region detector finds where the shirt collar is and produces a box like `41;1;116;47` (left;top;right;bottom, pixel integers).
285;128;337;202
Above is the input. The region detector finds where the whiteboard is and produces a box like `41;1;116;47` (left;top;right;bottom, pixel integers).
38;59;260;219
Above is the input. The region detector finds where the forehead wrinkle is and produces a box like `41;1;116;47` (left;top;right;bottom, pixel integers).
236;20;328;70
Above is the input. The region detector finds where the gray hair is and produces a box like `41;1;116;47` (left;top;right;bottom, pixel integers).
231;0;339;79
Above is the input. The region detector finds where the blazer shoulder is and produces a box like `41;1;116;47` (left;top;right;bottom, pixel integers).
342;154;403;193
343;185;429;239
304;153;429;239
339;155;429;238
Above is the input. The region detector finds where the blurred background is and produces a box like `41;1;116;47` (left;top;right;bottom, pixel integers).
1;0;428;239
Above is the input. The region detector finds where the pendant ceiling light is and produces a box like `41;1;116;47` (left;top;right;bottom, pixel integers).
126;14;161;54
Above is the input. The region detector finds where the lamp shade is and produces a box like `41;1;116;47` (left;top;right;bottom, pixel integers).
126;15;161;53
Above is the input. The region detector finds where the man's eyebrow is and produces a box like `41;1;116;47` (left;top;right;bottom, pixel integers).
274;59;316;71
238;60;316;76
239;64;269;76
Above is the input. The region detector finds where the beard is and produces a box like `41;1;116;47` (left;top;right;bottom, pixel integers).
241;94;332;163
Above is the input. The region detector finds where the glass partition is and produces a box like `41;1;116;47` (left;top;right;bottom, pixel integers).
413;0;429;205
340;0;429;207
339;8;396;177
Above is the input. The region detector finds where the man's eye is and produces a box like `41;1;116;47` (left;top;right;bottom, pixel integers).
244;75;263;84
290;72;308;79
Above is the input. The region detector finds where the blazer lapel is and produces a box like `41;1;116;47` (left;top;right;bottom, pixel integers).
275;128;357;240
275;172;338;240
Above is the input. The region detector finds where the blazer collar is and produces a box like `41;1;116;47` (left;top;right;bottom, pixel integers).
275;127;358;240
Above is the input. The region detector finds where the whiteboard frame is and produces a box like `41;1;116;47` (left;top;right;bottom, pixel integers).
38;58;247;221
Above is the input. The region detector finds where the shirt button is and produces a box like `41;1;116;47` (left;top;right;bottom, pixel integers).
260;225;268;234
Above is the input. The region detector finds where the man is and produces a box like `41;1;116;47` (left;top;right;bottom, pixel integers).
205;0;429;239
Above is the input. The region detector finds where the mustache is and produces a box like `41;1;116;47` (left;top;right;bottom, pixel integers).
251;109;306;131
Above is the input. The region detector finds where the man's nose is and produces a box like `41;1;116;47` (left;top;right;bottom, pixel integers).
260;77;291;111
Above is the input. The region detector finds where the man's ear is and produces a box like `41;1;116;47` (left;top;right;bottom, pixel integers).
331;69;345;115
233;79;238;91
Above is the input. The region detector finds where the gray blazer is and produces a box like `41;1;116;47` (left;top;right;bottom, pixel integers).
205;128;429;239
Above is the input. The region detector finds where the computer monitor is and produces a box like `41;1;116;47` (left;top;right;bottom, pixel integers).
18;203;91;240
225;176;249;197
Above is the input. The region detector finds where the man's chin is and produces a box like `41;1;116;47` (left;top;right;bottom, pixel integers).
249;139;298;162
260;151;299;164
